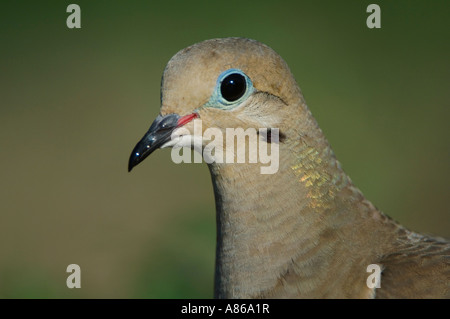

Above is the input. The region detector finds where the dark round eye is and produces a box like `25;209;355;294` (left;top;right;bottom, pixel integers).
220;73;247;102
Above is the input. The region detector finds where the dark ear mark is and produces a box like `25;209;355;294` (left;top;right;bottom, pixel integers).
258;129;286;143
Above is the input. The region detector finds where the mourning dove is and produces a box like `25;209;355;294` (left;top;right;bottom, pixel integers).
128;38;450;298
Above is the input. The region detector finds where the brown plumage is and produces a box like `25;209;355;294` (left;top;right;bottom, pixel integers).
128;38;450;298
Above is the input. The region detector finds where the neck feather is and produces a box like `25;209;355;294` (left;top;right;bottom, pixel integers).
208;119;399;298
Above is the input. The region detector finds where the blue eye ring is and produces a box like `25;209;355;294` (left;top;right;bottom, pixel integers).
204;68;254;110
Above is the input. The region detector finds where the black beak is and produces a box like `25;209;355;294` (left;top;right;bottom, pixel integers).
128;113;181;172
128;112;199;172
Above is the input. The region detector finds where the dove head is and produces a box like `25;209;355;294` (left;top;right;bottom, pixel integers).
128;38;314;171
161;37;304;118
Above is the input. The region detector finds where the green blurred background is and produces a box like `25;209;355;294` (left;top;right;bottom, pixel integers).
0;0;448;298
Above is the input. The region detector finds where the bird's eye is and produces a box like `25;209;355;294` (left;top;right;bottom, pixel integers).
202;68;254;110
220;73;247;102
